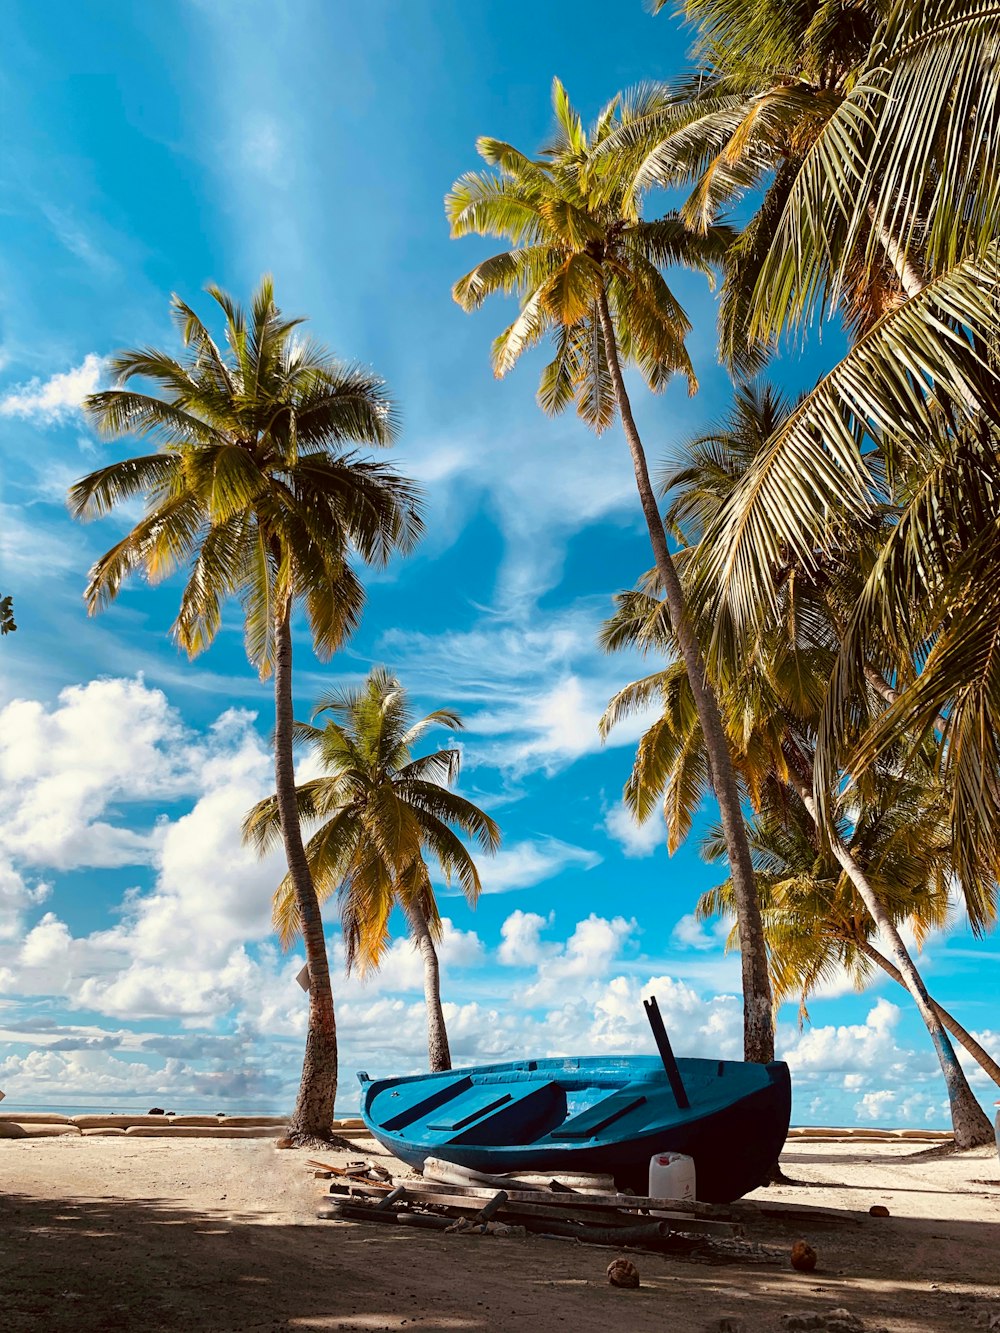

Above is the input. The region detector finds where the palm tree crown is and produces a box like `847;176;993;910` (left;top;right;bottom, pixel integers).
71;277;422;672
244;667;501;973
447;77;731;427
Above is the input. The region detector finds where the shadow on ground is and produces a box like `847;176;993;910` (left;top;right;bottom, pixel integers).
1;1188;997;1331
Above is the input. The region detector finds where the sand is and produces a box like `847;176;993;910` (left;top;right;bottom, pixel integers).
1;1134;998;1331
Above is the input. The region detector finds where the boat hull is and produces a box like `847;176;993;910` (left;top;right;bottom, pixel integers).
359;1055;791;1203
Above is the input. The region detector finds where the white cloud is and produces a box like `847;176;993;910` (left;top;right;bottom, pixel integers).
498;910;556;967
478;837;601;894
475;674;656;776
0;353;104;423
522;913;638;1004
0;675;991;1129
0;678;198;869
605;802;664;857
365;920;485;993
781;997;907;1076
378;608;659;780
0;859;49;941
856;1088;897;1121
671;912;729;952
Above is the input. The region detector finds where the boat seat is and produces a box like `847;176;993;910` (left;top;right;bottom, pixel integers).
553;1091;648;1140
430;1080;566;1146
380;1075;473;1133
427;1092;515;1132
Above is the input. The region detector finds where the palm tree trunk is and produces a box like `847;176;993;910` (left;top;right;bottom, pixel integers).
786;767;993;1146
855;937;1000;1087
405;902;452;1073
274;600;340;1143
596;290;775;1064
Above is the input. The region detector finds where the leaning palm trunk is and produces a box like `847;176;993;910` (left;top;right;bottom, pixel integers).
787;769;993;1146
596;292;775;1064
405;901;452;1073
855;938;1000;1087
274;604;340;1141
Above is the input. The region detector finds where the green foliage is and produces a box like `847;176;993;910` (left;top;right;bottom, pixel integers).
601;380;995;937
447;78;732;429
70;277;423;676
0;595;15;636
632;2;1000;928
243;668;501;971
696;780;953;1020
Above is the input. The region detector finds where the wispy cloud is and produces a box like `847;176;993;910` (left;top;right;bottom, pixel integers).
40;205;119;278
0;354;104;424
477;837;601;895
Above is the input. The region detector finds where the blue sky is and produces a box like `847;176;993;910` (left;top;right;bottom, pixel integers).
0;0;995;1126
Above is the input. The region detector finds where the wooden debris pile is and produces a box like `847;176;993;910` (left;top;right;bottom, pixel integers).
310;1156;793;1264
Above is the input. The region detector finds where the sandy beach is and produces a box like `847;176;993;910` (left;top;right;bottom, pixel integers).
2;1134;998;1332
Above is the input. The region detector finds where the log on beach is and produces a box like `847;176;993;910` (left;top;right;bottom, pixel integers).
0;1122;81;1137
124;1124;284;1138
71;1115;182;1130
218;1117;288;1127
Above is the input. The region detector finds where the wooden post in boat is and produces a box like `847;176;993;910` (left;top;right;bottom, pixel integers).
644;996;690;1110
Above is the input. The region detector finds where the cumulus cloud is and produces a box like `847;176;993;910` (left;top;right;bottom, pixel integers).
0;354;104;423
780;997;907;1076
498;910;556;968
856;1088;897;1121
0;678;196;869
0;859;49;941
604;802;665;858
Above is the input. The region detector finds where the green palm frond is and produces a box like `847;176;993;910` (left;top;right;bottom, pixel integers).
73;277;422;673
248;668;500;965
448;78;726;432
698;248;1000;639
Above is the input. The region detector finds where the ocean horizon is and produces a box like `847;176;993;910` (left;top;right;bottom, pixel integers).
0;1099;363;1118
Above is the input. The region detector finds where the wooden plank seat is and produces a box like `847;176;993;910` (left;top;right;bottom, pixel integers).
428;1081;566;1146
551;1091;648;1140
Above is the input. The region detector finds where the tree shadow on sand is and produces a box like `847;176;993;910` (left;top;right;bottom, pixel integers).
2;1188;998;1332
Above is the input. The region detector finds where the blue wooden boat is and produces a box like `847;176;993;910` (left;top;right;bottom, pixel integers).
358;1041;791;1204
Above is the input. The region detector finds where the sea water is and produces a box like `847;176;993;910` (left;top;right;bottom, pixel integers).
0;1099;362;1118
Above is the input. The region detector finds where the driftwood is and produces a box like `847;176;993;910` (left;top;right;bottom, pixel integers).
319;1193;706;1253
345;1179;740;1236
401;1177;732;1220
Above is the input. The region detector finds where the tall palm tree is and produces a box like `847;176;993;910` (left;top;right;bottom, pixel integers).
603;587;995;1140
244;668;501;1072
697;794;1000;1085
632;2;1000;897
447;77;776;1064
69;279;423;1143
599;383;996;1143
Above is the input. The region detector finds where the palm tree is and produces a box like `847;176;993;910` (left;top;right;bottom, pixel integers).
599;383;996;1144
447;77;776;1064
244;668;501;1072
697;794;1000;1086
68;279;423;1143
631;3;1000;903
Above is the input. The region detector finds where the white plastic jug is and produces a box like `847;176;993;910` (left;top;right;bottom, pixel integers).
648;1150;696;1210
